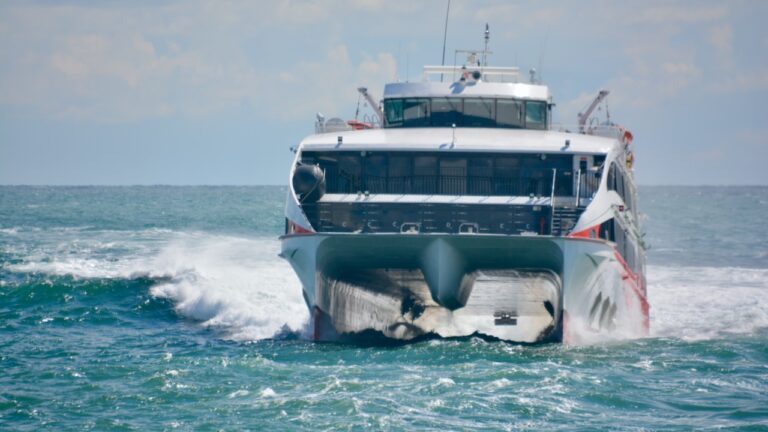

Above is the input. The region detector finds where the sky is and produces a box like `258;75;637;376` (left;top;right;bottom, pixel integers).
0;0;767;185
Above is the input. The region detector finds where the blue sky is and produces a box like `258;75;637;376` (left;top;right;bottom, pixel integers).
1;0;766;185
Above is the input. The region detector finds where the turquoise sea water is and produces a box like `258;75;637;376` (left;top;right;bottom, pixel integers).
1;186;767;430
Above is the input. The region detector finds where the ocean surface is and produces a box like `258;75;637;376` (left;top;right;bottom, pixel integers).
1;185;766;431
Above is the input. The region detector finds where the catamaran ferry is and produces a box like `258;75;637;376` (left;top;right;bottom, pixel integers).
280;35;648;344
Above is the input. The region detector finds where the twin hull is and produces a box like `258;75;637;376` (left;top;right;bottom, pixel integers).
281;233;647;343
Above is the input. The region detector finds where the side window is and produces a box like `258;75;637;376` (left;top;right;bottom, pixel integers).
388;156;412;194
413;156;438;194
613;219;625;256
617;168;625;202
384;99;403;127
337;154;362;193
363;154;387;193
524;101;547;130
439;158;467;194
468;157;493;195
600;218;615;242
607;163;616;192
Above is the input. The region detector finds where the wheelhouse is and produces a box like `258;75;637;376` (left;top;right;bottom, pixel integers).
382;97;548;130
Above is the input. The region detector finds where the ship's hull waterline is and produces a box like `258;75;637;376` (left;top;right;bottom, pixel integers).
281;233;648;343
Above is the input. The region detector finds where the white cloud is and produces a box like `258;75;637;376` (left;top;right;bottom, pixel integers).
0;1;402;123
269;45;397;121
709;24;733;55
709;68;768;93
0;0;763;127
631;4;728;24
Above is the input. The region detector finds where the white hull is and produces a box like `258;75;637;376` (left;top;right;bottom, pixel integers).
281;233;648;343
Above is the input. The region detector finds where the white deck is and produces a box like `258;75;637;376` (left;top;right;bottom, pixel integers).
318;193;555;205
300;127;618;155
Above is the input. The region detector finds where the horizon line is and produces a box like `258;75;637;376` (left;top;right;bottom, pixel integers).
1;183;767;188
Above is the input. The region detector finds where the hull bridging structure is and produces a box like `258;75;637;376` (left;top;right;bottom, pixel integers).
281;232;647;343
280;42;648;344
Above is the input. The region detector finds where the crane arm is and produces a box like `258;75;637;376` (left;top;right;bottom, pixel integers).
357;87;384;126
578;89;610;133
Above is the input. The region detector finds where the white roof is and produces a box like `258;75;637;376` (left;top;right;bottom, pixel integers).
383;81;550;101
300;127;618;155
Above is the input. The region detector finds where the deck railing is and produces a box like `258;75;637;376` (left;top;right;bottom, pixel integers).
324;170;600;199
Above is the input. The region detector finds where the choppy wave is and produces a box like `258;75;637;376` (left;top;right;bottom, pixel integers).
147;237;307;341
5;230;767;343
5;233;307;341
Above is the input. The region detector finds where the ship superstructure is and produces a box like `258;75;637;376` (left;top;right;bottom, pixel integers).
280;40;648;343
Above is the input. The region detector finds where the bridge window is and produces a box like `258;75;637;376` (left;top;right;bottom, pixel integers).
402;98;430;127
384;99;403;126
431;97;461;127
497;99;524;128
525;101;547;130
462;98;496;127
383;97;547;130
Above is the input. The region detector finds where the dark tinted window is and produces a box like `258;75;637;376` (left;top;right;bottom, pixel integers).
525;101;547;130
402;98;430;127
337;155;361;192
468;157;493;195
382;97;547;130
302;151;578;198
363;154;387;193
388;156;412;177
414;156;437;175
497;99;523;128
388;156;412;194
462;98;496;127
413;156;437;194
468;157;492;177
384;99;403;126
431;97;461;127
494;157;519;178
440;158;467;194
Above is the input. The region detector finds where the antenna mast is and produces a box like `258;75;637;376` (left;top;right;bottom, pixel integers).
440;0;451;82
483;23;490;66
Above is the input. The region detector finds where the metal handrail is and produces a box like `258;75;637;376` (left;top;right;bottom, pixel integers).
574;169;582;207
550;168;557;234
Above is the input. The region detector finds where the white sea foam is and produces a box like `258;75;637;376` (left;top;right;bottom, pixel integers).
260;388;277;398
148;236;307;341
228;390;250;398
7;230;766;343
8;256;163;280
647;265;768;341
